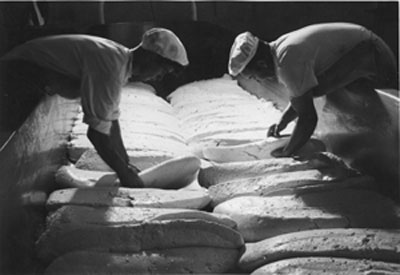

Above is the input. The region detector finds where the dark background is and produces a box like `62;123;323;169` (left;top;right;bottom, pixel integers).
0;1;398;58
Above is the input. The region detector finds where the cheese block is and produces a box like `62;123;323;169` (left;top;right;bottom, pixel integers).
168;77;246;98
203;137;326;163
199;152;348;187
74;148;173;171
186;127;268;145
185;123;266;138
251;257;400;275
139;155;200;189
168;77;294;148
56;155;201;189
36;217;244;263
119;123;185;141
186;129;268;147
46;187;211;211
68;82;189;163
45;248;241;275
214;189;400;242
170;93;251;107
180;113;272;127
46;205;238;232
188;132;266;155
239;228;400;272
209;173;376;207
55;166;119;188
70;117;183;140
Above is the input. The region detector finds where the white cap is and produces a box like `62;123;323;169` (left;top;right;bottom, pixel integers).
228;32;259;76
141;28;189;66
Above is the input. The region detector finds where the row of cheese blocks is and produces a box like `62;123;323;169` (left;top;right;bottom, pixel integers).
41;77;275;273
38;192;245;274
169;79;400;274
167;78;400;273
168;76;295;157
67;77;295;171
42;77;400;274
42;159;400;274
68;82;191;171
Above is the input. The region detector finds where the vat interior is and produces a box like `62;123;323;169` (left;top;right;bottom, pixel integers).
0;21;398;273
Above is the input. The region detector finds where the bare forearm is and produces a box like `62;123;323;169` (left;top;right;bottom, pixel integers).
283;113;317;155
87;125;143;187
279;92;317;156
87;127;129;179
268;104;298;137
279;103;298;128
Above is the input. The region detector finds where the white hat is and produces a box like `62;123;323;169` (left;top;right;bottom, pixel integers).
228;32;259;76
141;28;189;66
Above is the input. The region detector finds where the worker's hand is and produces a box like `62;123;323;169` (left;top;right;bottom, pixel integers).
267;123;284;137
120;165;144;188
271;147;292;158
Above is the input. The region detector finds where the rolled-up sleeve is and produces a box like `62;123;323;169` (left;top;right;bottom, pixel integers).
81;71;122;135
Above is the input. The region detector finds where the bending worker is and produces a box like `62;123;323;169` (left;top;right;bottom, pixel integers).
1;28;189;187
228;22;397;158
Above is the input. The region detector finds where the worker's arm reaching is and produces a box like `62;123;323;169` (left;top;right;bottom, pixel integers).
87;121;144;188
270;92;318;157
267;103;298;137
81;28;188;188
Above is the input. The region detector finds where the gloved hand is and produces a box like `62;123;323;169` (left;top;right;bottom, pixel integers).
120;165;144;188
267;123;285;137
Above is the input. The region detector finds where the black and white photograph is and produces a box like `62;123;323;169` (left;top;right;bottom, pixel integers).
0;1;398;274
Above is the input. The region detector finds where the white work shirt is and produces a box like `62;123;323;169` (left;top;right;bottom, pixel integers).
270;22;373;98
2;34;132;135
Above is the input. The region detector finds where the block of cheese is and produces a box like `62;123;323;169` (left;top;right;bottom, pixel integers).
69;126;187;156
46;187;211;211
68;82;190;163
36;208;244;263
168;77;295;152
186;125;267;143
239;228;400;272
55;166;119;188
199;152;349;187
203;137;326;163
209;172;376;207
214;189;400;242
56;155;201;189
45;248;241;275
189;132;267;158
46;205;238;233
74;148;173;171
250;257;400;275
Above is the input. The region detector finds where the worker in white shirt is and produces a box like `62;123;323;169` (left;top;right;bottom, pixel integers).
1;28;189;187
228;22;397;158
